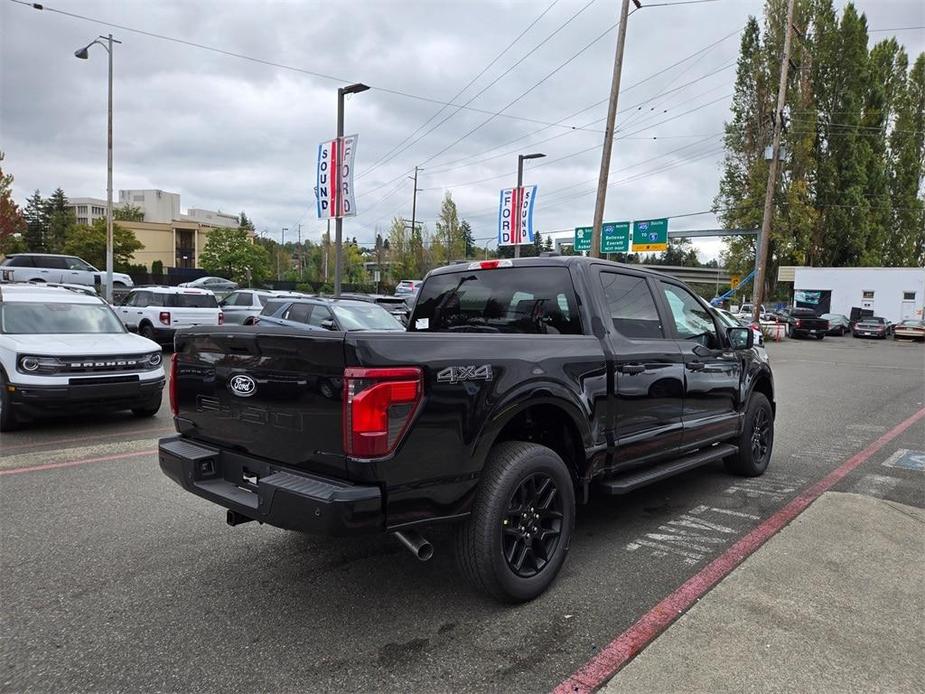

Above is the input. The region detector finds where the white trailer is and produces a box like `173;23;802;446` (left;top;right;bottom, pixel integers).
793;267;925;323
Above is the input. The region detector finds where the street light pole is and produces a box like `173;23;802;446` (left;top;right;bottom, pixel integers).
515;153;546;259
334;83;369;297
75;33;121;302
278;226;288;281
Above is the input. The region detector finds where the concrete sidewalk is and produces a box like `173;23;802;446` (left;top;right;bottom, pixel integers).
603;492;925;694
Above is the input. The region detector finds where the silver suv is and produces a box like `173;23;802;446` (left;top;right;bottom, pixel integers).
0;254;134;289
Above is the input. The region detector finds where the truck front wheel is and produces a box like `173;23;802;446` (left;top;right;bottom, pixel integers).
456;441;575;603
724;392;773;477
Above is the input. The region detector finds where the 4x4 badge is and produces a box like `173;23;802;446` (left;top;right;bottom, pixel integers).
436;365;493;384
229;374;257;397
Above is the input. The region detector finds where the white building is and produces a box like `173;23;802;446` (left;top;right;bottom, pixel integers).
183;208;239;227
792;267;925;323
67;197;108;226
118;189;181;223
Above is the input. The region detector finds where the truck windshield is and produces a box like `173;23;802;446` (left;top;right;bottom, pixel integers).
1;302;126;334
410;267;582;334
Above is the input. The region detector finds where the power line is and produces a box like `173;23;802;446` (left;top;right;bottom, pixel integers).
357;0;604;180
416;9;641;168
357;0;565;180
11;0;606;134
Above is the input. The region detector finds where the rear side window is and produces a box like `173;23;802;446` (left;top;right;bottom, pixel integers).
410;267;582;335
166;293;218;308
232;292;253;306
284;303;313;323
599;271;663;339
260;300;287;316
39;256;68;270
3;256;35;267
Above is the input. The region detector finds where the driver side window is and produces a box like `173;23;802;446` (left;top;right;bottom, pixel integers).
660;282;719;349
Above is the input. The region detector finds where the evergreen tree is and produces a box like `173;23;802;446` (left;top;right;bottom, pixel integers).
460;219;474;257
0;152;26;254
43;188;74;254
887;52;925;266
23;190;47;252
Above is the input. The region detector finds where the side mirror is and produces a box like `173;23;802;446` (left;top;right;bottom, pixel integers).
728;326;754;350
321;319;336;331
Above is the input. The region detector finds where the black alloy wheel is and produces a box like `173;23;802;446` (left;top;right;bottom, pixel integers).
750;406;771;467
502;473;564;579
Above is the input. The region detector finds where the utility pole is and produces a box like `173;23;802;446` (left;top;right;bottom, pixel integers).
591;0;636;259
297;223;303;279
324;220;330;282
278;226;288;281
752;0;796;322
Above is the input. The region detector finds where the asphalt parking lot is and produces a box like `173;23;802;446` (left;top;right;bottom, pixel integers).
1;336;923;693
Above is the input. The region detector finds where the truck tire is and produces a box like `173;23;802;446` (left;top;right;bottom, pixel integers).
131;393;162;418
724;392;773;477
0;368;21;432
455;441;575;603
815;334;824;340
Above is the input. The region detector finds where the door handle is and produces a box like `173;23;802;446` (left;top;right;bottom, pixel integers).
620;364;646;375
687;361;706;371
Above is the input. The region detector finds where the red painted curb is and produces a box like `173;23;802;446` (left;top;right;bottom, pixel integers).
0;449;157;476
553;406;925;694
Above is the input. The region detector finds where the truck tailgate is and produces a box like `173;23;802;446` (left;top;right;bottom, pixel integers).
173;328;346;476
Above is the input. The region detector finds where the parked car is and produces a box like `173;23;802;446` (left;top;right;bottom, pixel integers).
714;306;764;347
0;284;164;431
117;286;222;345
394;279;423;297
852;316;891;339
160;257;774;602
177;276;239;292
256;297;404;332
820;313;851;336
0;253;134;289
338;293;412;325
893;319;925;342
244;292;313;325
779;307;829;339
219;290;308;325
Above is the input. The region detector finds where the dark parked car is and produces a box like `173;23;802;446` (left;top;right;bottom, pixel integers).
160;257;775;602
256;297;404;332
780;307;829;339
853;316;892;339
820;313;851;336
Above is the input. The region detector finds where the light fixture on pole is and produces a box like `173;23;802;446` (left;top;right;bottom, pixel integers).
75;33;121;303
515;153;545;259
334;82;369;297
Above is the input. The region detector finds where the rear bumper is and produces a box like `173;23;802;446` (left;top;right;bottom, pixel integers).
9;376;164;416
158;435;383;536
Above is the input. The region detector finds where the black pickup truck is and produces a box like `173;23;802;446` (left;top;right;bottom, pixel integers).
159;257;775;602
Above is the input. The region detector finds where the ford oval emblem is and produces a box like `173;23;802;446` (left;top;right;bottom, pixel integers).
229;374;257;398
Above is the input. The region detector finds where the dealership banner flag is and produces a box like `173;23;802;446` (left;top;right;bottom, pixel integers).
497;185;537;246
316;134;358;219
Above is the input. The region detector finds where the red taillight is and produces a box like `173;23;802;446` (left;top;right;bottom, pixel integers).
343;367;422;458
218;311;224;325
169;354;178;416
159;311;171;326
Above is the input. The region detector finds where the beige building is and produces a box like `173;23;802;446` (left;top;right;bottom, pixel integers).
119;219;247;270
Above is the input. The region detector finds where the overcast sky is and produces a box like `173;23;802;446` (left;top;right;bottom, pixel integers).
2;0;922;261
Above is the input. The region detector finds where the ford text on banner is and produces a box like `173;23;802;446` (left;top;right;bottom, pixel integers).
497;185;537;246
316;134;358;219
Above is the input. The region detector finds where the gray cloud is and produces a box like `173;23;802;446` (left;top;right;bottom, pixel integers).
2;0;922;262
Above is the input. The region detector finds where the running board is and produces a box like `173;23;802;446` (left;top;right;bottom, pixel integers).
597;443;738;495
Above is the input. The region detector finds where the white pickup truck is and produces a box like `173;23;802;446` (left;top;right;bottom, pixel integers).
117;286;223;345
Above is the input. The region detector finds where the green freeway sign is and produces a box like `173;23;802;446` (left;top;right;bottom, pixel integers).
574;226;592;252
601;221;630;254
632;218;669;252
